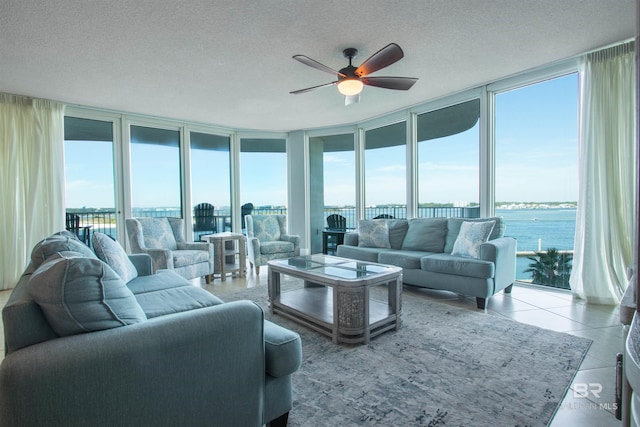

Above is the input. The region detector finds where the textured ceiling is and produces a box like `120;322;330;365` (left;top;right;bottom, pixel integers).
0;0;635;132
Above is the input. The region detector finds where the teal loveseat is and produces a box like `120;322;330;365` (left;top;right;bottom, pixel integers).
337;217;517;309
0;231;302;427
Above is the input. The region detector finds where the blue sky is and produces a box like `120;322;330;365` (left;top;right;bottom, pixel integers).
65;73;578;209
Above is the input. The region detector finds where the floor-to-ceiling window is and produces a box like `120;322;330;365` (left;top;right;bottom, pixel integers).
130;124;182;218
64;116;117;243
494;73;579;288
417;99;480;219
364;121;406;219
190;131;231;240
309;132;355;253
240;137;287;224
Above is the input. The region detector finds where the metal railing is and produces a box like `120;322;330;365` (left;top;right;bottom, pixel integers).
67;205;480;241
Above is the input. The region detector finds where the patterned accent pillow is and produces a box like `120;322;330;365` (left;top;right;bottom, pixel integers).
358;220;391;249
92;232;138;283
28;252;146;337
451;221;496;258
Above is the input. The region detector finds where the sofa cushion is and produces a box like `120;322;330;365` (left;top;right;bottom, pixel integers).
127;270;223;317
126;269;193;294
378;250;435;270
31;234;96;269
358;219;391;248
92;232;138;283
336;245;392;263
451;220;496;258
401;218;447;252
260;240;295;255
421;253;495;279
264;320;302;378
172;249;210;267
28;252;147;337
134;284;224;318
387;219;409;249
445;217;505;253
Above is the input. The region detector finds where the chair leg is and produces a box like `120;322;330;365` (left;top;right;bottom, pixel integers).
267;412;289;427
255;265;260;275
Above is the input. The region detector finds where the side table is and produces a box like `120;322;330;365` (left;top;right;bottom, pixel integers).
201;232;246;281
322;229;347;255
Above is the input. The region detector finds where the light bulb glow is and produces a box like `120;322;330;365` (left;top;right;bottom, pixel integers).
337;78;364;96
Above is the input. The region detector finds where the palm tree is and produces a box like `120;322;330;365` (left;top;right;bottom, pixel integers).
524;248;573;289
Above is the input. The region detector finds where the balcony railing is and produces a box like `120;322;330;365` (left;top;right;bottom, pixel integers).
67;206;571;289
67;206;479;240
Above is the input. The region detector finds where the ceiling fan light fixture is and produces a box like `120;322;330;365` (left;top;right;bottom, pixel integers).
337;78;363;96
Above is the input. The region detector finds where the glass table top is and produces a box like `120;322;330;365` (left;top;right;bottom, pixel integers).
270;254;397;279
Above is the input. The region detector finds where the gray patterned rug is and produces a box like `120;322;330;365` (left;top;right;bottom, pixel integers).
219;285;591;427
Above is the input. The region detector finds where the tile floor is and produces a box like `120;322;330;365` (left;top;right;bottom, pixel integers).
0;272;624;426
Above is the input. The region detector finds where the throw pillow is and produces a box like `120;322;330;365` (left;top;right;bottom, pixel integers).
28;252;146;337
401;218;448;252
358;220;391;248
451;220;496;259
92;232;138;283
387;219;409;249
444;217;505;253
31;233;96;269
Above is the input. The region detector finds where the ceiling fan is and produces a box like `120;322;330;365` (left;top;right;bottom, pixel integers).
290;43;418;105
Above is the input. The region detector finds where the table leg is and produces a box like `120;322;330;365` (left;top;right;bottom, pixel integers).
268;269;280;314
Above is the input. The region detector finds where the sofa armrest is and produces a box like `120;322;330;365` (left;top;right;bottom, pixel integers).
128;253;153;276
480;237;517;292
177;241;211;252
281;234;301;253
0;301;266;427
138;248;173;272
343;232;359;246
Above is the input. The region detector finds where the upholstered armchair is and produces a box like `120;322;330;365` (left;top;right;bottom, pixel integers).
125;217;213;282
245;214;300;274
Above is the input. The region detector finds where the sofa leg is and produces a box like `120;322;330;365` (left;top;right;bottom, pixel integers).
267;412;289;427
205;274;212;284
504;284;513;294
255;265;260;275
476;297;486;309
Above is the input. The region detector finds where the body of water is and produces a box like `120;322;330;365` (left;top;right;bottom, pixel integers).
497;208;576;281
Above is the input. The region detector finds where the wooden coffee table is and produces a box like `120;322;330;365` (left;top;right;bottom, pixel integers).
267;254;402;344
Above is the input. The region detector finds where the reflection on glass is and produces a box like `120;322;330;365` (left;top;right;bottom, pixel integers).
319;266;370;279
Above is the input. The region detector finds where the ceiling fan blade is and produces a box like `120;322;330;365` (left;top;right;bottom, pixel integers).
290;81;338;94
355;43;404;77
293;55;346;77
362;76;418;90
344;94;360;106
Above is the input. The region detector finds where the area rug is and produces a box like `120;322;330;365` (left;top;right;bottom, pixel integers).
220;285;592;427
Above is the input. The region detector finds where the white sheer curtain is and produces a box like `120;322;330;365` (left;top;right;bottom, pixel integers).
570;42;636;305
0;94;65;290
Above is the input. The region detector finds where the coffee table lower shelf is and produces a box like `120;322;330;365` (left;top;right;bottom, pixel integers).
271;286;399;345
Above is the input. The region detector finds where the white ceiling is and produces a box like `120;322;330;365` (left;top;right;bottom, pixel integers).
1;0;635;132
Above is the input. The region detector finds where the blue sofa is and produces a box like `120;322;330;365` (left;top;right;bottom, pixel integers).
337;217;517;309
0;231;302;427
